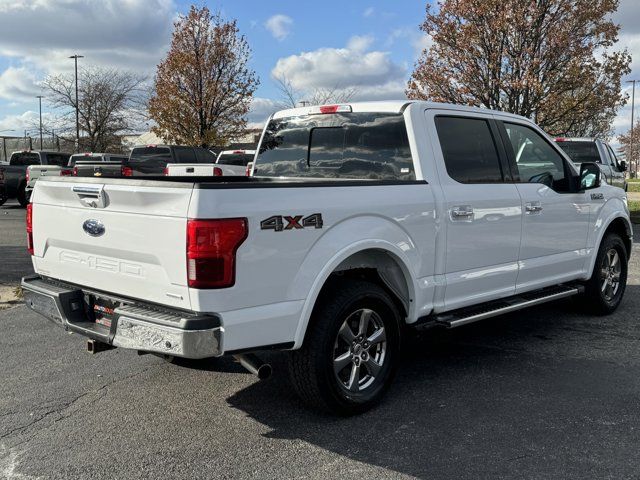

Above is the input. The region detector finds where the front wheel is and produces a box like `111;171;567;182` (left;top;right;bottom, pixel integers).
582;233;628;314
288;279;401;415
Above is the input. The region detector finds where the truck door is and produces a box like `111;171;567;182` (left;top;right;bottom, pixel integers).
427;111;522;311
496;120;591;292
603;143;626;190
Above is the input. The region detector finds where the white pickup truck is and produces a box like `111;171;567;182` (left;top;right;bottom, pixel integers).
22;101;632;415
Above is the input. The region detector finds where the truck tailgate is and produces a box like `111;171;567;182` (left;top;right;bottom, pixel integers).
31;178;194;310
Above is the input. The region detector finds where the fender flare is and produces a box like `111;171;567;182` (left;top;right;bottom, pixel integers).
289;217;422;348
584;208;632;278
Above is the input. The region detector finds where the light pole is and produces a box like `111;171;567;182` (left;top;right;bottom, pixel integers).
627;80;640;178
69;54;84;152
36;95;44;150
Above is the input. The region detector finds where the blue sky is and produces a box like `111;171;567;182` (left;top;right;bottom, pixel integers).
0;0;638;143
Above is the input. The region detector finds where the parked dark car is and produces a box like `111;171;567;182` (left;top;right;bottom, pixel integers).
74;145;217;178
0;150;71;206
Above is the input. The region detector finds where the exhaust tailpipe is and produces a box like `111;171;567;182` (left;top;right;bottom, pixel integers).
87;339;114;354
233;353;272;380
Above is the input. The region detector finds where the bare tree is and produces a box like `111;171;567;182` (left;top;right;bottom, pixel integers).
43;67;147;152
274;74;356;109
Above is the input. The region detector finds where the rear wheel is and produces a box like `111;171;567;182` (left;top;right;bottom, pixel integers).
288;279;401;415
17;183;28;207
582;233;628;314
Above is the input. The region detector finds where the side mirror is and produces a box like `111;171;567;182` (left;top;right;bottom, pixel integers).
580;162;601;190
619;160;627;172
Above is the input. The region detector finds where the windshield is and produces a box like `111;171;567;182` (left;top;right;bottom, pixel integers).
555;141;600;164
217;153;254;166
255;112;415;180
9;152;39;166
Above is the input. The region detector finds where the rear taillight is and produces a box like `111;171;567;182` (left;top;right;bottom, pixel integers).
310;104;352;114
121;166;133;177
163;167;169;176
245;162;253;176
26;203;34;255
25;168;30;183
60;169;73;176
186;218;248;289
213;167;223;176
72;166;78;176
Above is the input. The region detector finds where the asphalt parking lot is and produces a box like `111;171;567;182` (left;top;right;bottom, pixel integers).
1;200;640;479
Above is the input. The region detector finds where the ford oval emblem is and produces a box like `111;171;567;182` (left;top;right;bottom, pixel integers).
83;219;105;237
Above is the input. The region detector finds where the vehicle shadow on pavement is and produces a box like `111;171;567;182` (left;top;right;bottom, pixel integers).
226;291;640;479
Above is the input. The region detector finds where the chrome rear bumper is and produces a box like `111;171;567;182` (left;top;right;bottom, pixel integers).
21;275;222;358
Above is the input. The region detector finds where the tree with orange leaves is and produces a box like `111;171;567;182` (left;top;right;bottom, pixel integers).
407;0;631;137
149;6;259;147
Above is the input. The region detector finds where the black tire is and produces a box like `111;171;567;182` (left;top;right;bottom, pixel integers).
17;183;28;207
288;279;401;415
0;197;6;207
582;233;628;315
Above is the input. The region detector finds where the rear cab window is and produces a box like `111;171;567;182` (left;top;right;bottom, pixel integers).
45;153;70;166
217;152;254;166
555;141;600;164
434;116;504;183
129;146;173;171
9;152;40;166
254;112;415;180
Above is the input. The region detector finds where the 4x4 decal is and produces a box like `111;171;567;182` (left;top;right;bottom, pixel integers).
260;213;323;231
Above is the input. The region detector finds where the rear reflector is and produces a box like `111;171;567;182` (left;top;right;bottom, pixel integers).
25;168;30;183
26;203;33;255
245;162;253;176
60;169;73;176
310;104;352;114
72;166;78;176
213;167;223;176
186;218;248;289
555;138;566;142
163;167;169;176
121;166;133;177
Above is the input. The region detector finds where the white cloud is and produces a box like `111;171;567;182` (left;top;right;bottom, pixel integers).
248;97;279;124
363;7;375;18
346;35;374;52
264;14;293;41
0;66;41;101
271;36;406;92
0;0;175;74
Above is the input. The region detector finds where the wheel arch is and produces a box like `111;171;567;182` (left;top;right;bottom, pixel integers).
586;211;633;278
290;235;420;349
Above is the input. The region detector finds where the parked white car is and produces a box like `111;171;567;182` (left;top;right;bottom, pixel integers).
22;101;632;414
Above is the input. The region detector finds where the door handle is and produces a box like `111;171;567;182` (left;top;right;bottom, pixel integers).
451;206;474;220
525;202;543;214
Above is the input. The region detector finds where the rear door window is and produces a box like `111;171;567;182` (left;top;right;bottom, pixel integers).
255;112;415;180
434;116;504;183
9;153;40;166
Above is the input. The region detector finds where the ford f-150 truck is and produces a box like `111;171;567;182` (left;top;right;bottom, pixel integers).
22;101;632;415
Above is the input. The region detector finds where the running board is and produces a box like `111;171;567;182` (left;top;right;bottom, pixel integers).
433;285;584;329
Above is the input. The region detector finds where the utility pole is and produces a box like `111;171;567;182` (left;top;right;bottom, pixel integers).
36;95;44;150
69;54;84;152
627;80;639;178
